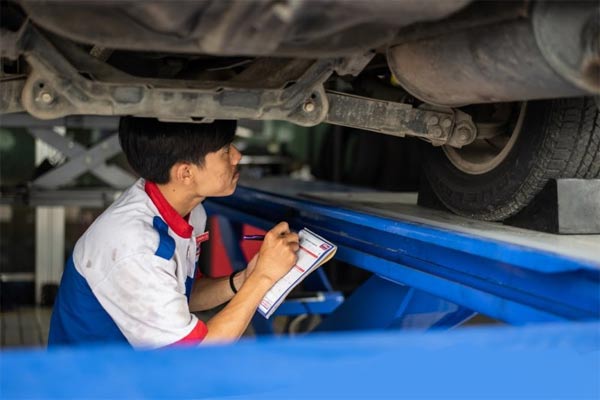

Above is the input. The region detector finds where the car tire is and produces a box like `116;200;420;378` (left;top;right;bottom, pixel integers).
422;97;600;221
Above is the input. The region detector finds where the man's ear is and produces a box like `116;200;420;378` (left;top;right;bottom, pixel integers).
171;162;194;185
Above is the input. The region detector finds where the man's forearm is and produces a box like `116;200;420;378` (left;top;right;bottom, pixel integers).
189;272;246;312
202;273;273;343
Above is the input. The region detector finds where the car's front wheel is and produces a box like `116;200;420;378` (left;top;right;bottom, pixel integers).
422;97;600;221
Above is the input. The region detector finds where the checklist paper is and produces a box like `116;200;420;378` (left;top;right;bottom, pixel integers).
258;228;337;319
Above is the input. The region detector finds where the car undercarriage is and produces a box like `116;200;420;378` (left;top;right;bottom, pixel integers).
1;0;599;220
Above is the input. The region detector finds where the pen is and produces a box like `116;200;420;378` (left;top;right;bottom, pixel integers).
242;234;265;241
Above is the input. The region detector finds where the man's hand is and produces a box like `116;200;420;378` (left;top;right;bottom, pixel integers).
202;221;299;344
253;222;299;284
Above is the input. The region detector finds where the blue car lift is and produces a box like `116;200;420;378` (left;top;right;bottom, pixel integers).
205;179;600;331
2;178;599;398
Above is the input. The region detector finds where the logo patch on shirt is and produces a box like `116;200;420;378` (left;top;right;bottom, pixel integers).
195;231;210;258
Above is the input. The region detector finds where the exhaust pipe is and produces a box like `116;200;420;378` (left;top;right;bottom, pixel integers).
387;1;599;107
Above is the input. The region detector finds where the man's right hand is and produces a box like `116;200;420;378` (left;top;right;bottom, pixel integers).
254;222;299;283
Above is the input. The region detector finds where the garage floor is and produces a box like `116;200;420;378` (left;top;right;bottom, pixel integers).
1;307;51;348
0;306;260;349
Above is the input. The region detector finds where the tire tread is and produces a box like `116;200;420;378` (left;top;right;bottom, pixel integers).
423;97;600;221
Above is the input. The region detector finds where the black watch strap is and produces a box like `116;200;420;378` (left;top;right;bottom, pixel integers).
229;270;240;294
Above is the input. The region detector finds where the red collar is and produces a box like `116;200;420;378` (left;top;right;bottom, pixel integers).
144;181;193;238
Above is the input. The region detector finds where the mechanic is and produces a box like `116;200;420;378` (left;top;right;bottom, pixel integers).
48;117;299;348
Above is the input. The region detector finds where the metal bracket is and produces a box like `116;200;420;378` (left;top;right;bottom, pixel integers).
324;91;477;147
5;23;334;127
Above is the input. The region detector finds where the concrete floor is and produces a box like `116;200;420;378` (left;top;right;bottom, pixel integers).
0;306;274;349
1;307;51;348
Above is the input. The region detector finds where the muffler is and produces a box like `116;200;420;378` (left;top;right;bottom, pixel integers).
388;1;599;107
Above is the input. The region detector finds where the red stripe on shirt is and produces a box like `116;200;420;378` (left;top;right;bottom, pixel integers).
169;320;208;347
145;180;193;238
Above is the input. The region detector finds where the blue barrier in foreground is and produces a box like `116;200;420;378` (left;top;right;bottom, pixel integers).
2;322;599;399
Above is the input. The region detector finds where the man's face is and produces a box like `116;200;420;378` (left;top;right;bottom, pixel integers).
192;143;242;197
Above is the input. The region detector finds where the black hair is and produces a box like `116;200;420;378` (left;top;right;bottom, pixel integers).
118;117;237;184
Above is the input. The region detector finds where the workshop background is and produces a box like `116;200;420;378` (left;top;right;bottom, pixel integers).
0;120;427;347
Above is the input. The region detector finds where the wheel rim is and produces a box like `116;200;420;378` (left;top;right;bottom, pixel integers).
442;103;527;175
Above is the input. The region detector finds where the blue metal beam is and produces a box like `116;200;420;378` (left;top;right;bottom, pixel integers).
204;185;600;323
315;275;475;332
2;322;598;398
315;275;413;331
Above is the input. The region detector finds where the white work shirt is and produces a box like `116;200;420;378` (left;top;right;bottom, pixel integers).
49;179;209;348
